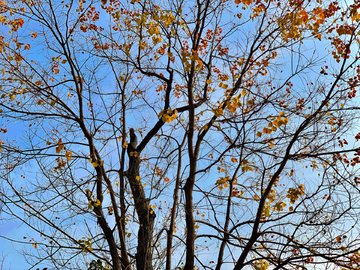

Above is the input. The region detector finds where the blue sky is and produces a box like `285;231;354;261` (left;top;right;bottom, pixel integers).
1;0;360;269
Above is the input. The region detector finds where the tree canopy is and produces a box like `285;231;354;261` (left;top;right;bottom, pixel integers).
1;0;360;269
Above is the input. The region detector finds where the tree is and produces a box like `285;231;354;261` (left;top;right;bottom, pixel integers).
1;0;360;269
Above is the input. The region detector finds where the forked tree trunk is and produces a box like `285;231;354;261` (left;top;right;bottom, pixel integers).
127;151;155;270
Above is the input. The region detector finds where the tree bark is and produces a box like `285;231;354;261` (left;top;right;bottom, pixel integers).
127;135;155;270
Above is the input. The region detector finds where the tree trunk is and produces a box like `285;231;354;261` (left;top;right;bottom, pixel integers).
127;153;155;270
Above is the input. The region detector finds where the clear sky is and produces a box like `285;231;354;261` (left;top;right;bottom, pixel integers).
1;0;360;270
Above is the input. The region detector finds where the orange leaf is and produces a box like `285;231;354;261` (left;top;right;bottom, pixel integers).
263;128;271;134
65;151;72;162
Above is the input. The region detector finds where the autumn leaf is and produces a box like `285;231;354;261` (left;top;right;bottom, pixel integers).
212;108;223;117
263;128;271;134
92;162;98;168
88;201;93;210
93;199;101;207
55;139;64;154
65;151;72;162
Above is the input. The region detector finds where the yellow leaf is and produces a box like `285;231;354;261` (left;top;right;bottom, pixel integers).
88;201;93;210
212;108;223;117
158;110;165;117
242;165;253;172
264;206;270;217
92;162;98;168
241;89;247;96
206;79;211;84
136;176;140;181
190;54;198;61
94;199;101;207
231;157;238;163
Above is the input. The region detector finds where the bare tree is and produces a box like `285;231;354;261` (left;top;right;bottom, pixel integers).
1;0;360;270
